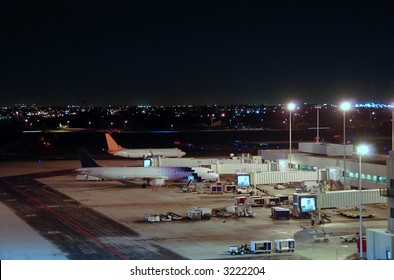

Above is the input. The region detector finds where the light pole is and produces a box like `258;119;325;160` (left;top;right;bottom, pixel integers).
370;112;375;126
340;102;351;187
316;105;321;142
357;144;368;260
287;103;296;170
210;114;215;127
124;120;128;131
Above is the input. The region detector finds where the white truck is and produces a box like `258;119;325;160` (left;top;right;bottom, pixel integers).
313;233;330;243
339;233;359;242
301;180;320;192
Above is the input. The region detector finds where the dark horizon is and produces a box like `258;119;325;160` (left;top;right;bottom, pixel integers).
1;1;394;106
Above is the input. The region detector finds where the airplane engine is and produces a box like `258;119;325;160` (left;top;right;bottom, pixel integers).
149;179;166;186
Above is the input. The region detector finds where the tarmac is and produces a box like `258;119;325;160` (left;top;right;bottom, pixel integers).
0;159;388;260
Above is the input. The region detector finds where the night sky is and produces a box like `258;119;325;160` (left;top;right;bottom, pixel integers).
1;1;394;106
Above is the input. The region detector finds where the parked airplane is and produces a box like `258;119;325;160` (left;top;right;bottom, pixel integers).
76;148;218;187
105;133;186;158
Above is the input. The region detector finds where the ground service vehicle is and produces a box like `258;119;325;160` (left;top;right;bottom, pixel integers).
313;233;330;243
340;233;359;242
227;239;295;255
228;244;249;255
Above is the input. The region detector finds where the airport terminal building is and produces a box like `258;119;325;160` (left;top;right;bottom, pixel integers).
259;142;387;190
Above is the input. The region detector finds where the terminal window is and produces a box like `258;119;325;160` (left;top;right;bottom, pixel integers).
300;197;316;212
237;175;250;186
391;208;394;219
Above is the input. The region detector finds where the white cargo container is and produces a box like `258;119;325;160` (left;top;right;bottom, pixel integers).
250;241;272;254
274;239;295;253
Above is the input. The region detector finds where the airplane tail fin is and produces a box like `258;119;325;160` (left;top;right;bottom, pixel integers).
105;133;124;154
77;148;100;168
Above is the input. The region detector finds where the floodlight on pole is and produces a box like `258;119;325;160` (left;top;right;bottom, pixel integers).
287;103;296;170
316;105;321;142
340;102;351;187
357;144;369;260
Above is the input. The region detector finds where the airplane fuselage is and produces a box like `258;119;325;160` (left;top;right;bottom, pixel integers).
112;148;186;158
75;166;218;181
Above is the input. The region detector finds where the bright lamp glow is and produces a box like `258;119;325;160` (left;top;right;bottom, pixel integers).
287;103;296;111
340;102;351;111
357;145;369;156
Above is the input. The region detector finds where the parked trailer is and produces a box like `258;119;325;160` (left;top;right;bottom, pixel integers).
274;194;289;203
271;207;291;220
224;184;237;192
167;212;183;220
248;196;265;207
209;185;223;194
234;196;248;206
274;239;295;253
250;241;272;254
267;197;280;206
